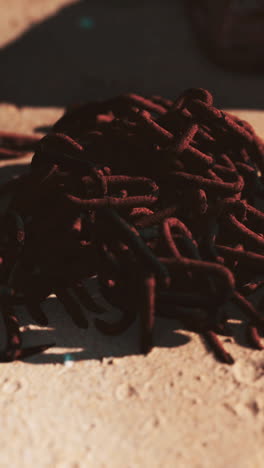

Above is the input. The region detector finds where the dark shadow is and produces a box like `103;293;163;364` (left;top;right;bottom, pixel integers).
0;0;264;109
0;162;30;184
230;321;250;350
34;126;52;134
3;297;191;365
17;298;260;366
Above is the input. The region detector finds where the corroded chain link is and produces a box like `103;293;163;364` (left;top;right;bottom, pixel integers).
0;88;264;363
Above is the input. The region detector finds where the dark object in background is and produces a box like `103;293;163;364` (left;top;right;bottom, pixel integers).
186;0;264;71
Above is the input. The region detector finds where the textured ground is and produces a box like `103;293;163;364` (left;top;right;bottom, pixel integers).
1;1;264;467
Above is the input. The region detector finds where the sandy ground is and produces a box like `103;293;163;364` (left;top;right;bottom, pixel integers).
1;1;264;467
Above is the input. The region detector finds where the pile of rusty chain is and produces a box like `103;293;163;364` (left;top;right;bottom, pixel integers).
0;88;264;364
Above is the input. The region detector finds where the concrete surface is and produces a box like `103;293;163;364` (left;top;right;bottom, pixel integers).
1;2;264;468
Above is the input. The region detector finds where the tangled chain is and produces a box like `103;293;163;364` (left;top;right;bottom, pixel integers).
0;88;264;364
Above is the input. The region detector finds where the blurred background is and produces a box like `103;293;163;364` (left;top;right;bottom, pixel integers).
0;0;264;109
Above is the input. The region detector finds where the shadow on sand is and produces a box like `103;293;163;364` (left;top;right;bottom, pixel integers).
0;0;263;109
